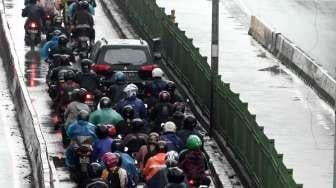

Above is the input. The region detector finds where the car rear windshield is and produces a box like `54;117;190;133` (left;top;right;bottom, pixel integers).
103;48;148;65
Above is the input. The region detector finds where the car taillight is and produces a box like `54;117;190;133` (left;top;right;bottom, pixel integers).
92;64;112;72
30;22;37;28
85;94;94;100
140;64;158;71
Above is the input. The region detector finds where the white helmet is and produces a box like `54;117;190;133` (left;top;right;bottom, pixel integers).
152;67;164;78
165;151;179;167
123;83;138;98
163;121;176;133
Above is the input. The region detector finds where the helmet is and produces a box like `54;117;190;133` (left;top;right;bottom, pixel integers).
122;105;134;119
58;69;68;83
78;88;88;102
106;124;117;138
52;29;62;37
131;118;145;132
123;83;138;98
173;102;186;113
183;114;197;129
88;162;103;178
163;121;176;133
114;71;126;83
53;16;63;25
77;110;90;121
81;59;93;72
96;125;109;139
100;97;112;109
64;70;75;81
102;152;120;168
166;81;176;93
58;34;68;46
79;0;89;9
71;88;82;101
152;68;163;78
165;151;179;167
148;132;159;144
186;135;202;150
159;90;171;102
167;167;185;184
111;139;124;152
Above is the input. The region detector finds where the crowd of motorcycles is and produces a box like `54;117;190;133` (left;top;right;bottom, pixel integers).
21;0;212;188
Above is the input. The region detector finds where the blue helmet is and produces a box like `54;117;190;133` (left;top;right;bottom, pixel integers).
114;71;126;83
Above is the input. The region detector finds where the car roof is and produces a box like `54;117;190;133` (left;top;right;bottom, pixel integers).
102;39;149;47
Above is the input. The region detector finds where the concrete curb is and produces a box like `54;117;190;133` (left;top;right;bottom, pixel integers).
100;0;241;187
249;15;336;105
0;2;54;188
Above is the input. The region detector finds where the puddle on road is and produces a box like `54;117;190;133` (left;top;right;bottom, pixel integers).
24;51;44;87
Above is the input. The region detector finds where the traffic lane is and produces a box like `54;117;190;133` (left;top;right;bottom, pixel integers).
237;0;336;77
157;0;334;187
0;58;32;187
3;0;120;186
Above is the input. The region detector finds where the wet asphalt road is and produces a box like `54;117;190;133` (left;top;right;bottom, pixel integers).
237;0;336;78
3;0;119;186
157;0;335;187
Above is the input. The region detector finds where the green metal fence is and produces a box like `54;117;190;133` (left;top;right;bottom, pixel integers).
114;0;303;187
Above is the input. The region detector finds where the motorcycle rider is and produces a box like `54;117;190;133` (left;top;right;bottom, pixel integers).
66;110;97;168
178;135;209;186
84;162;108;188
123;118;148;154
40;29;62;61
143;140;167;183
76;59;100;95
89;97;124;126
64;88;90;130
48;34;75;66
177;114;203;146
91;125;113;162
115;83;147;119
111;139;139;186
71;0;95;44
160;121;183;152
165;81;181;103
101;152;129;188
46;15;66;40
22;0;46;43
145;68;168;109
171;111;184;131
108;71;127;105
150;91;174;132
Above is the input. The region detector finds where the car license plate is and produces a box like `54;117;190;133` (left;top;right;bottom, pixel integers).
28;30;38;34
80;157;90;164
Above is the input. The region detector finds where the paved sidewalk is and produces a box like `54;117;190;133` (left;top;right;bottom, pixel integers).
157;0;334;187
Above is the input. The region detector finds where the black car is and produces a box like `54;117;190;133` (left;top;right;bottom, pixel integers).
89;38;162;84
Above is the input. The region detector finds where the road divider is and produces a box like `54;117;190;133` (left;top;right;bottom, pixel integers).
249;15;336;105
0;2;54;188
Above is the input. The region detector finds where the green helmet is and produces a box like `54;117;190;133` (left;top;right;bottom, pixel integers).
186;135;202;150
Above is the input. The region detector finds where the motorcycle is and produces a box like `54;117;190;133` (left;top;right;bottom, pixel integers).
25;21;41;51
71;145;92;182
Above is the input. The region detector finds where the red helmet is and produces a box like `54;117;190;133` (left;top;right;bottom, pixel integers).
159;90;171;102
102;152;120;168
106;124;117;138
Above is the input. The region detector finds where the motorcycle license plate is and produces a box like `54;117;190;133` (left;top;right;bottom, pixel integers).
28;30;38;34
85;101;94;105
79;157;90;164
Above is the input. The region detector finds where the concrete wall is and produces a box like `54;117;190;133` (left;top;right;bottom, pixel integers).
0;4;54;188
249;16;336;105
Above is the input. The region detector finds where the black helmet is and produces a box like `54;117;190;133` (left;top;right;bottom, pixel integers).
77;110;90;121
159;90;171;102
64;70;75;81
79;0;89;9
100;97;112;109
81;59;93;72
131;118;145;132
71;88;82;102
78;88;87;102
183;114;197;129
122;105;134;119
88;162;103;178
173;102;186;113
166;81;176;94
167;167;185;184
96;125;109;139
111;139;124;152
58;34;68;46
52;29;62;37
